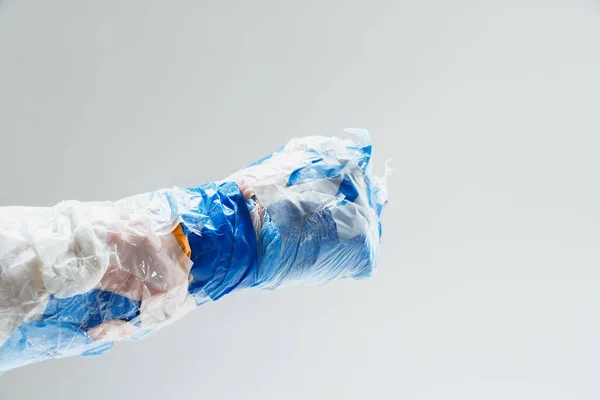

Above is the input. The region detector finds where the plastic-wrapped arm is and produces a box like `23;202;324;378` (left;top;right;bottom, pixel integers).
0;129;389;374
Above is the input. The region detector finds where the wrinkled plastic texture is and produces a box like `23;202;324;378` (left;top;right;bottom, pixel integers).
0;130;388;374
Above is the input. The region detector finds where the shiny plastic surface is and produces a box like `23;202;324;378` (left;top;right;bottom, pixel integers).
0;130;389;374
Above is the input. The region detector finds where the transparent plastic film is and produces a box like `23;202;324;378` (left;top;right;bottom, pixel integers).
0;130;389;374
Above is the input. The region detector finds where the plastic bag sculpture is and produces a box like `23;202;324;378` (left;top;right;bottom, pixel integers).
0;130;389;374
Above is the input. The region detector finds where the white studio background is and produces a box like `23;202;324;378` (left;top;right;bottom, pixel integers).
0;1;599;399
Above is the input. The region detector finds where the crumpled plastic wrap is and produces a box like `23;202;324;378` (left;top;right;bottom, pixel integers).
0;129;389;374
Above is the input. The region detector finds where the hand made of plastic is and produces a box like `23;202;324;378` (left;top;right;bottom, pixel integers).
0;130;389;374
